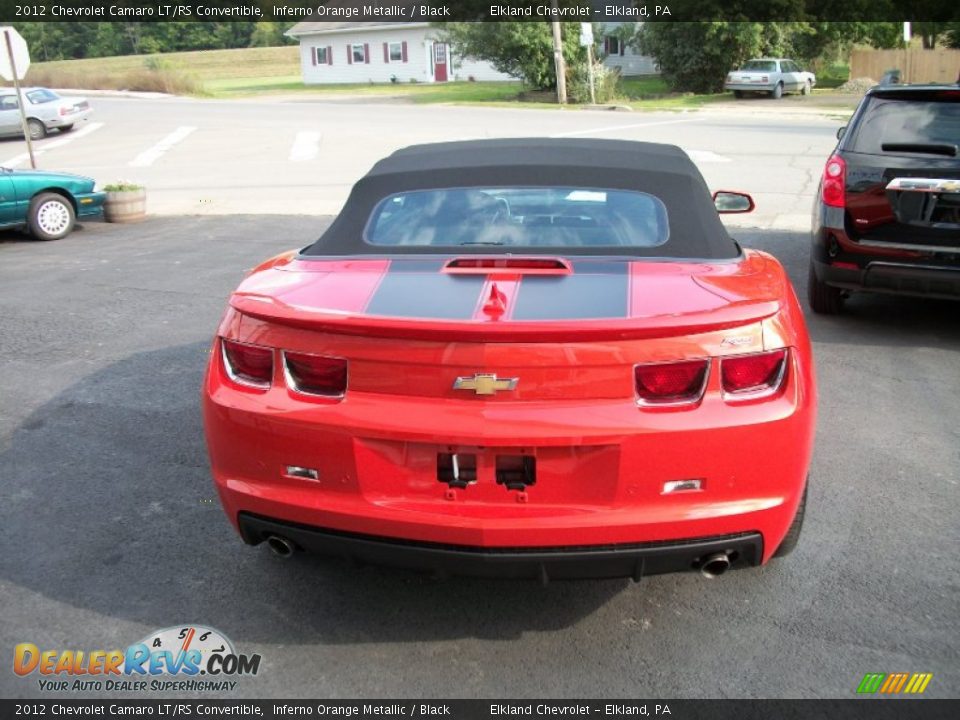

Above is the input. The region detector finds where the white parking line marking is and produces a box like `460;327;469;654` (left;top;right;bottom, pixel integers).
2;122;106;168
289;131;321;162
129;126;197;168
549;118;700;138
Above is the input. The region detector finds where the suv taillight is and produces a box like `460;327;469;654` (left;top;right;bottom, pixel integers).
821;154;846;208
283;351;348;398
221;339;273;389
720;349;788;399
635;359;709;406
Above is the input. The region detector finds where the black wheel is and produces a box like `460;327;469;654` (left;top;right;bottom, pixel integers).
27;193;76;241
59;124;74;133
773;485;807;558
771;82;783;99
733;90;744;99
807;261;844;314
801;81;811;96
26;118;46;140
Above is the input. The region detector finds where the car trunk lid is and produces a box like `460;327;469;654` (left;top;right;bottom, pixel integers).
228;253;785;343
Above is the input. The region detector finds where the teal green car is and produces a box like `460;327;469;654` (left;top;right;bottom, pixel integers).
0;168;105;241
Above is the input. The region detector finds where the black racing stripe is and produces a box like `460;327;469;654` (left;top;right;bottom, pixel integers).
512;263;629;320
365;268;486;319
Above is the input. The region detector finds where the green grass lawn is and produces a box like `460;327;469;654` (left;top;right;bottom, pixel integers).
615;76;727;110
205;76;528;104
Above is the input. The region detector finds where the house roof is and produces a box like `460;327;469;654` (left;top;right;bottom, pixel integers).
286;22;429;38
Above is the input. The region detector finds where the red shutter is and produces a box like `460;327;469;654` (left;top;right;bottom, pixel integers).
620;41;625;57
603;37;609;54
327;46;333;66
401;41;408;63
311;47;316;66
383;42;389;63
364;43;370;64
347;45;352;64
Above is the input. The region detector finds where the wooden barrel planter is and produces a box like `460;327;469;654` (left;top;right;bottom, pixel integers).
104;188;147;223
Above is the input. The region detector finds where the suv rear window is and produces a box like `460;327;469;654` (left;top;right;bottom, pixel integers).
850;97;960;155
365;187;670;249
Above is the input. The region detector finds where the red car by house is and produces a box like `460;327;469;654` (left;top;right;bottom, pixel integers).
203;139;816;581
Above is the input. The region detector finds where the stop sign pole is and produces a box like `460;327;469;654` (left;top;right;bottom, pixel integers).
2;28;36;169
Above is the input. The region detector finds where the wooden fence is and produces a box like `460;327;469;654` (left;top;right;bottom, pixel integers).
850;49;960;84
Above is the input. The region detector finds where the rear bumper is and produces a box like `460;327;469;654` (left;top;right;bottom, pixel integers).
45;108;92;128
814;258;960;300
239;512;763;580
724;83;776;92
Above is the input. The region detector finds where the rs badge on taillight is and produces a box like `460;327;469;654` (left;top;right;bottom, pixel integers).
635;359;710;407
283;351;348;398
720;349;788;400
221;338;273;389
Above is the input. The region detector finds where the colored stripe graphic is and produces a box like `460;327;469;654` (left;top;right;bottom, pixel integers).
364;261;486;319
857;673;932;694
857;674;885;693
511;262;629;320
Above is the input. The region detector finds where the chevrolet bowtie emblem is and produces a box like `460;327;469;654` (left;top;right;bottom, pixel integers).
453;373;519;395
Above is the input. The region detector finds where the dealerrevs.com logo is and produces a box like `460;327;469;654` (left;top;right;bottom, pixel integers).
13;625;261;692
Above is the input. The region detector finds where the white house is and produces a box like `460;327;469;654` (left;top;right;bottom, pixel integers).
286;22;515;84
600;22;659;76
286;22;658;86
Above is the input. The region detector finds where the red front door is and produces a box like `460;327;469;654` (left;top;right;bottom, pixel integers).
434;43;448;82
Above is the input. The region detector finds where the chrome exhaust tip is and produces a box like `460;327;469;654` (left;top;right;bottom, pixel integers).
699;552;731;579
265;535;296;559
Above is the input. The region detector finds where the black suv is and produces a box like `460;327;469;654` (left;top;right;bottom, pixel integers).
809;84;960;314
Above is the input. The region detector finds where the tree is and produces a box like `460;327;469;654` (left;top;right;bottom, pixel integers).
634;23;786;94
436;22;586;90
634;22;906;93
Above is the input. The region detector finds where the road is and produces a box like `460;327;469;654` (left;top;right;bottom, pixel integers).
1;96;842;229
0;213;957;699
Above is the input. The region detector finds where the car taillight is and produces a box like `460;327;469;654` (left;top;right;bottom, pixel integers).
59;107;70;116
283;351;347;397
821;154;846;208
721;349;788;399
221;339;273;389
635;359;709;406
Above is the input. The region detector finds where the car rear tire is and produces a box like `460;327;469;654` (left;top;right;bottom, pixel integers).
807;261;844;314
771;83;783;99
26;118;47;140
733;90;744;99
59;124;74;133
801;81;812;96
773;485;807;558
27;193;76;241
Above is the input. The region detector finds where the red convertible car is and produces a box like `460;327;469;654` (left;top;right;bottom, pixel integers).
203;139;816;581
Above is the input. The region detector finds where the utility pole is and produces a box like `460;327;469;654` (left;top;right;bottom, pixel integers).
550;0;566;105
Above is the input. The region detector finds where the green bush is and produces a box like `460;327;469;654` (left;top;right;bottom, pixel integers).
568;61;619;104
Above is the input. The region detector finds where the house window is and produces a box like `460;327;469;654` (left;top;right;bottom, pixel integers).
352;44;366;63
606;36;620;55
389;42;403;62
315;47;328;65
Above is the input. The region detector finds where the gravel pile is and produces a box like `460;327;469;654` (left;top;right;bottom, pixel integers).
837;77;878;94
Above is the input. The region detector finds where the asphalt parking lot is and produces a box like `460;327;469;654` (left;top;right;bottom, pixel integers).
1;215;957;699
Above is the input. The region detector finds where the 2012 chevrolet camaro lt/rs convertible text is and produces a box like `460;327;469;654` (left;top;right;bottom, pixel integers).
203;139;816;581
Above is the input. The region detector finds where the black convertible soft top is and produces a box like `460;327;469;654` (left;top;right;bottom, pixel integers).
303;138;740;260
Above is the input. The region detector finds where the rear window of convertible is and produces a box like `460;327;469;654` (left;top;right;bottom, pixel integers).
364;187;670;248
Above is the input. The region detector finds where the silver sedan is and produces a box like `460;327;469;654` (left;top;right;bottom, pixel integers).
0;87;93;140
724;59;816;99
